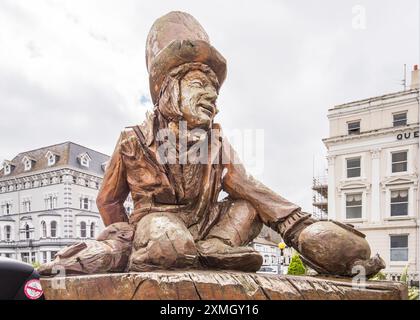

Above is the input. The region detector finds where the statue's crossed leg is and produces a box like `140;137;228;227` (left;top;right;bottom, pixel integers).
39;199;264;276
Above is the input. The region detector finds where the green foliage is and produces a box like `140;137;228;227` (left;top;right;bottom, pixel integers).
287;253;306;276
408;287;419;301
32;261;41;270
395;264;419;301
369;271;387;281
400;265;409;284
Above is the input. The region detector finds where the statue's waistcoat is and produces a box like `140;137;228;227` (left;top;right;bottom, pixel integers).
119;117;225;239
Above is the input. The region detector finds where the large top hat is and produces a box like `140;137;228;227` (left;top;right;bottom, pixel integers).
146;11;227;105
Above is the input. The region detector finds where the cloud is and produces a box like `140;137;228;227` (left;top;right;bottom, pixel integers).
0;0;418;213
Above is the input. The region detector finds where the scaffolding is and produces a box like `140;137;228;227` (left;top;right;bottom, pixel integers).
312;175;328;220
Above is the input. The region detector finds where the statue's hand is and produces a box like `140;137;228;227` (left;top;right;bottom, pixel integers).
278;211;385;277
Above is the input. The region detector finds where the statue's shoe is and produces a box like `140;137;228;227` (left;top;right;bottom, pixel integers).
196;238;263;272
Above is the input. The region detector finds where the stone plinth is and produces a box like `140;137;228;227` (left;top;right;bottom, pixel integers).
40;271;407;300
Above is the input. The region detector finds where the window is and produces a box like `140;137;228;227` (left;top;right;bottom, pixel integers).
80;197;90;210
393;112;407;127
80;222;87;238
3;203;12;215
347;158;361;178
50;251;58;262
392;151;407;173
346;193;362;219
21;252;30;263
90;222;95;238
101;162;108;172
390;235;408;261
23;200;31;213
390;190;409;216
263;254;270;265
24;160;32;171
81;158;89;167
4;165;11;175
42;252;48;264
45;195;57;210
79;153;91;168
50;221;57;238
25;224;31;239
47;155;56;166
348;121;360;135
41;221;47;238
5;226;11;241
271;255;277;265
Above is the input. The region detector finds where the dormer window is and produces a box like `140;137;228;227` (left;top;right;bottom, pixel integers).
101;161;108;172
4;165;11;175
2;161;14;176
24;160;31;171
22;156;36;172
78;153;92;168
45;151;59;166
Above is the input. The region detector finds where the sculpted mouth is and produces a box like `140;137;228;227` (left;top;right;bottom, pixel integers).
198;103;215;117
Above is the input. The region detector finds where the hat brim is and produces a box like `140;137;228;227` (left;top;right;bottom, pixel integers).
149;39;227;105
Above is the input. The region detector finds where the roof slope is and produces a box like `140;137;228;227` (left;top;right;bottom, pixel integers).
0;142;110;179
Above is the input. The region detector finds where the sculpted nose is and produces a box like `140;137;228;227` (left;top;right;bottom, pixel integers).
204;90;218;104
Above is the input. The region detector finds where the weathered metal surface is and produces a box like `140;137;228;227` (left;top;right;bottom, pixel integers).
40;271;407;300
38;11;385;278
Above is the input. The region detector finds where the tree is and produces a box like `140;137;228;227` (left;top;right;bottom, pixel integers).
287;253;306;276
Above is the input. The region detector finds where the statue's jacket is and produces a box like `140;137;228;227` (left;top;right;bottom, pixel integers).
97;115;300;240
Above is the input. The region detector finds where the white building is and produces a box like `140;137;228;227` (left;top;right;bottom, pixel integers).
251;237;292;275
323;65;420;281
0;142;132;264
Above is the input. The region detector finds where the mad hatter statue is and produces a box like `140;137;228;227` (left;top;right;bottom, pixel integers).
39;11;385;277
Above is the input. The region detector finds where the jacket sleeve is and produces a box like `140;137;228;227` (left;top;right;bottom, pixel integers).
221;138;301;225
96;131;130;226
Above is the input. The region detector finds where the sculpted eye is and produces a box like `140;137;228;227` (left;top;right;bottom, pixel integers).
191;80;203;88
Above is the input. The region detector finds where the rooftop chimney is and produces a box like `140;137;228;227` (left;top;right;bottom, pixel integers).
410;64;419;89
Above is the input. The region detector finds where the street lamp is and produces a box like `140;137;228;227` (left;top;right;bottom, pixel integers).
278;242;286;275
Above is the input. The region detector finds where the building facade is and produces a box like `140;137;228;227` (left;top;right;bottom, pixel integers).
0;142;132;264
323;66;420;280
251;236;292;275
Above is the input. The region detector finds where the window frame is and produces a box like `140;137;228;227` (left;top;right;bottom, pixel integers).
390;189;409;217
347;120;361;135
80;197;90;210
50;221;57;238
80;221;87;238
345;193;363;220
4;165;11;175
23;200;31;213
393;112;407;127
24;160;32;171
5;226;11;241
5;203;12;215
25;224;31;240
90;222;95;238
390;234;409;262
346;157;361;178
41;221;47;238
47;154;56;166
80;155;90;168
391;151;408;173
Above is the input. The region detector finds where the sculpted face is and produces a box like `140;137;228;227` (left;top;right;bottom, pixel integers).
179;70;218;129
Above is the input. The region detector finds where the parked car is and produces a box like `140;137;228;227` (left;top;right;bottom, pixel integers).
0;257;44;300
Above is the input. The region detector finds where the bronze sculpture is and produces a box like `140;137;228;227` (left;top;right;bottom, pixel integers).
39;11;385;277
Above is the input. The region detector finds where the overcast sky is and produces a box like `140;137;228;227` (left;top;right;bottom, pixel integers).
0;0;419;212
